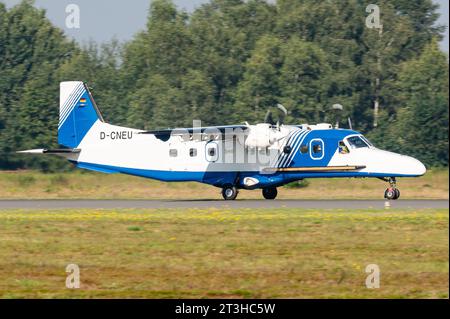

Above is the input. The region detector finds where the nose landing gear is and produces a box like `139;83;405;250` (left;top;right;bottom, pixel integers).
383;177;400;200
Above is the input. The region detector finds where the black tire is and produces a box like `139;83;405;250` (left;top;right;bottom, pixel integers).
222;186;238;200
394;188;400;200
384;188;397;200
262;187;278;200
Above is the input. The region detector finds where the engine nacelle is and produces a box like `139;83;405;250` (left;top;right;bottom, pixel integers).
245;124;271;149
244;124;289;150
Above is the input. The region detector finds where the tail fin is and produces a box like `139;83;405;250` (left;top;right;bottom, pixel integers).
58;81;104;148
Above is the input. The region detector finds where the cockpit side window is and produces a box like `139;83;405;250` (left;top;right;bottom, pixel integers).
346;136;369;149
339;141;349;154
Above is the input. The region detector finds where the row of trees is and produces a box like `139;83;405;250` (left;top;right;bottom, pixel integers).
0;0;448;170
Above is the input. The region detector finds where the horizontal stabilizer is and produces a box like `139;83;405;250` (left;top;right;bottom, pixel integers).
17;148;81;154
16;149;46;154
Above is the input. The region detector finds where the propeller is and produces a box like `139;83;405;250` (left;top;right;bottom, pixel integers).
264;104;288;130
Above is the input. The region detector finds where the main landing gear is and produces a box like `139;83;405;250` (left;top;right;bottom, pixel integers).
221;186;279;200
222;185;239;200
383;177;400;200
262;187;278;200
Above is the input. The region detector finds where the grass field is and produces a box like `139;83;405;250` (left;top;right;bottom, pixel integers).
0;208;448;298
0;168;448;200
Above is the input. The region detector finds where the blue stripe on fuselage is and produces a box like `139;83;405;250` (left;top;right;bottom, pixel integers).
281;130;310;167
273;129;298;167
72;160;421;188
278;130;305;167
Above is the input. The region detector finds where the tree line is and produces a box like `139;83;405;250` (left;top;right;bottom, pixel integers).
0;0;448;171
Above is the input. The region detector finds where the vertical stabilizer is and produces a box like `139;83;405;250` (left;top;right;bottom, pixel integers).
58;81;104;148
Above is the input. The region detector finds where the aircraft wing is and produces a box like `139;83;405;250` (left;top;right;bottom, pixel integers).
139;125;249;141
139;125;249;135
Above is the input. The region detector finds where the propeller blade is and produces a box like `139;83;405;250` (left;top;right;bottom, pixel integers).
264;110;276;125
264;104;288;127
276;104;287;126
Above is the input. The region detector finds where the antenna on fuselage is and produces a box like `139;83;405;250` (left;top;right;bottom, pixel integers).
331;104;343;129
347;117;353;130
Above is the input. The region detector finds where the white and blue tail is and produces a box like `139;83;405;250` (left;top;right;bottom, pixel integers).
58;81;104;148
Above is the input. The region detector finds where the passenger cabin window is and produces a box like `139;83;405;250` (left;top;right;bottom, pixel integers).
300;145;308;154
189;148;197;157
346;136;369;149
309;139;324;160
206;142;219;162
169;149;178;157
312;144;322;154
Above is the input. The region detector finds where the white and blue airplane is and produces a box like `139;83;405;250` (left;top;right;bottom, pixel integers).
19;81;426;200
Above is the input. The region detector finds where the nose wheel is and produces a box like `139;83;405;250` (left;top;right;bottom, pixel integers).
384;187;400;200
383;178;400;200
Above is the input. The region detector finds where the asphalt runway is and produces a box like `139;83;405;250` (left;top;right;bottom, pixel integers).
0;199;448;210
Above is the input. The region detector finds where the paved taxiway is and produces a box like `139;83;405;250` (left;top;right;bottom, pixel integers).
0;200;448;209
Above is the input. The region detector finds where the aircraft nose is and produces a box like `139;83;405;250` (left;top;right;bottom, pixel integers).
402;155;427;176
365;149;427;177
413;158;427;176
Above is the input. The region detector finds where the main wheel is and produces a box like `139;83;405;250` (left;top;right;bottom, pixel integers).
384;187;399;200
262;187;278;200
222;186;238;200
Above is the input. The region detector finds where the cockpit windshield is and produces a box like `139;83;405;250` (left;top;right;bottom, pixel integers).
346;136;369;149
360;136;374;147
